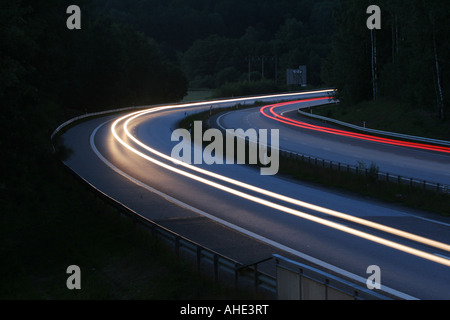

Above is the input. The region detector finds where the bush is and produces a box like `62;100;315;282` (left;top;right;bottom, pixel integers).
212;79;287;98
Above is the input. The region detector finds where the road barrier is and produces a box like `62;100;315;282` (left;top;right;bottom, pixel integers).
298;108;450;147
274;255;391;300
52;90;333;142
280;149;450;195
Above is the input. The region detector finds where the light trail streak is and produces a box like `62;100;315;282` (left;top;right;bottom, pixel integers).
260;101;450;153
107;93;450;267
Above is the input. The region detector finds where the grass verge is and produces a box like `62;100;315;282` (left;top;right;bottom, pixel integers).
182;90;213;103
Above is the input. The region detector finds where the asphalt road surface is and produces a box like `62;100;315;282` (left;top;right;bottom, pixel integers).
61;91;450;299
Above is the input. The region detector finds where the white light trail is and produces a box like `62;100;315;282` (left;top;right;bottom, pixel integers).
109;92;450;267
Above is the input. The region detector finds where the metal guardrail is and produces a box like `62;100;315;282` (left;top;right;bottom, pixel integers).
273;255;395;300
280;149;450;195
298;108;450;147
51;105;151;141
51;90;333;141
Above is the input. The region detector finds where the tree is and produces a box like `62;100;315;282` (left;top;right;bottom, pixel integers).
324;0;449;122
322;0;372;104
427;0;448;120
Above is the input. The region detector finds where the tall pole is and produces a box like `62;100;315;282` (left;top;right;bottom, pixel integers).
248;56;251;82
275;55;278;83
432;24;445;120
371;28;378;101
261;56;265;79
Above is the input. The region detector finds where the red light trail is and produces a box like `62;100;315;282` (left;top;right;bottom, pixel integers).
260;98;450;154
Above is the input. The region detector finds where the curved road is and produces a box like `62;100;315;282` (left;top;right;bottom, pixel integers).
61;90;450;299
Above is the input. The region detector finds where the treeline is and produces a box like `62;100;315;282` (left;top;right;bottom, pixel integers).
0;0;188;207
97;0;449;121
1;0;188;116
324;0;449;120
97;0;338;89
3;0;448;128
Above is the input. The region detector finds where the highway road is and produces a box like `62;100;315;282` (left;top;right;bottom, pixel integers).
61;90;450;299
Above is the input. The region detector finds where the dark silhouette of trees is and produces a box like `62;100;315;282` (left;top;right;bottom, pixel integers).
324;0;449;120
